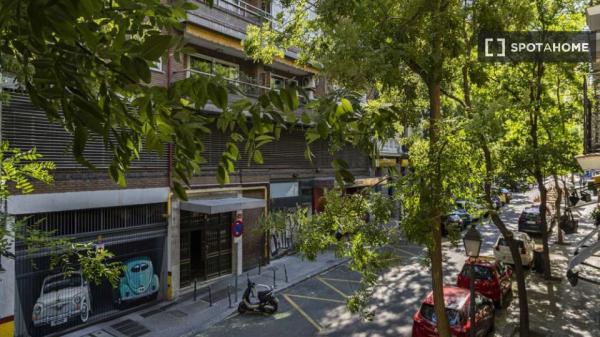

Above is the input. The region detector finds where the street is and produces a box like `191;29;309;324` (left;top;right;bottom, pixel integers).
197;194;533;337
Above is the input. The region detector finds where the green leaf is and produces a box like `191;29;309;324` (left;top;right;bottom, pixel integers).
73;127;94;168
207;82;228;109
253;149;264;164
140;35;172;61
217;165;230;185
340;98;353;113
173;181;188;201
132;57;151;83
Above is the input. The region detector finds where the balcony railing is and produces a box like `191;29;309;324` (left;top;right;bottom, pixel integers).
186;68;271;98
200;0;274;24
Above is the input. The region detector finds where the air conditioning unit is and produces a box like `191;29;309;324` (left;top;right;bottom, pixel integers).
302;77;316;89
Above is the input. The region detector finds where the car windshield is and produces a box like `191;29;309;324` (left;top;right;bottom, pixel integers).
419;304;462;326
524;211;538;219
498;239;525;249
461;264;493;280
43;275;81;294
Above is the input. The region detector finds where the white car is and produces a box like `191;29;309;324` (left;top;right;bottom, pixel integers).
32;272;92;327
493;231;535;267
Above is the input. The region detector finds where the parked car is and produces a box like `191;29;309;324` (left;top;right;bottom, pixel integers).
518;206;545;235
441;213;463;236
116;256;159;305
452;208;471;227
412;286;495;337
493;231;535;267
456;200;487;221
456;256;512;308
32;272;91;328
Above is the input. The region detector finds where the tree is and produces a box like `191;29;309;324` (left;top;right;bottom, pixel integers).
243;1;492;335
490;0;585;279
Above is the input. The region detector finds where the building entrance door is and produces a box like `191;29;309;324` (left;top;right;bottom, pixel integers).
181;211;232;287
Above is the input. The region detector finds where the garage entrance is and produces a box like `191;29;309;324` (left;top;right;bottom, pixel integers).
180;211;233;287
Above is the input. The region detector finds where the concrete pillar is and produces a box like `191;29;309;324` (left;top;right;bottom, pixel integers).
168;200;181;300
233;210;243;275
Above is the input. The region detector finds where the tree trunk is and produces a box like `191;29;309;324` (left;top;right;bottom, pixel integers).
481;141;529;336
428;79;451;337
552;174;564;244
530;58;552;279
536;175;553;279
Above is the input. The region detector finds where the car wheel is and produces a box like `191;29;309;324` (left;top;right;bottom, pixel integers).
80;301;90;323
495;293;503;309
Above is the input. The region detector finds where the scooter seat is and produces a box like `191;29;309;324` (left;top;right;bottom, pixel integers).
258;290;272;302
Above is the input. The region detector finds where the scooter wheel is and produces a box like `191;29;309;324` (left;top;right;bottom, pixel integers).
238;302;247;314
265;300;278;314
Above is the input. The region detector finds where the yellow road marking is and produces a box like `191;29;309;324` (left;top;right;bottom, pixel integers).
286;294;347;304
283;294;323;332
224;312;238;320
319;277;361;284
317;277;348;298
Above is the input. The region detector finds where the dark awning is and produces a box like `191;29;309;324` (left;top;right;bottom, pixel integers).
181;197;266;214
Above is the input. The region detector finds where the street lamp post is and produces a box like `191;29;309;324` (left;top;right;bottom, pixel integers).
463;225;482;337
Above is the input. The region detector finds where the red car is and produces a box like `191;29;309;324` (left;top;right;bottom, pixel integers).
456;256;512;308
412;286;495;337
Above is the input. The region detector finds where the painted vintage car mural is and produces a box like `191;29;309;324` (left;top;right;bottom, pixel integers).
116;256;159;305
32;272;92;328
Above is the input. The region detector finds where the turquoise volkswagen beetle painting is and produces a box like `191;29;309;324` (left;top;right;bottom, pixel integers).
116;257;159;305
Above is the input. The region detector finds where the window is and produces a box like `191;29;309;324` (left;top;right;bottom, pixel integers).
43;275;82;293
150;58;163;72
271;75;286;90
498;239;525;249
141;263;149;271
132;264;141;273
189;55;239;82
419;304;462;326
461;264;494;280
271;182;300;199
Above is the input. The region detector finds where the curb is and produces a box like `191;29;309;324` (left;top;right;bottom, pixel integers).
179;257;350;337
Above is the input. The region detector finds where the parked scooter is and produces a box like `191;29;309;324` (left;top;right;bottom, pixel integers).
238;279;279;314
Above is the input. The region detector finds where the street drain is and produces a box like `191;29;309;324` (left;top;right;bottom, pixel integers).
85;330;117;337
111;319;151;337
166;310;188;318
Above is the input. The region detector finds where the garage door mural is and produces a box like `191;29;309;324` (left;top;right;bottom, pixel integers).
13;203;167;337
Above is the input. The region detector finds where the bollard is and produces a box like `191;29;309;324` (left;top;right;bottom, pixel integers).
193;279;197;302
272;269;277;289
235;273;238;303
227;286;232;308
258;256;262;275
284;264;288;283
208;286;213;306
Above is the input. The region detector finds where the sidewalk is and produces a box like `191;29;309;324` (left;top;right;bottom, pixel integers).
63;251;346;337
493;194;600;337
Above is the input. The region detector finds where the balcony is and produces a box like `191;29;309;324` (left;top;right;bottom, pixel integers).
187;0;273;40
187;68;270;98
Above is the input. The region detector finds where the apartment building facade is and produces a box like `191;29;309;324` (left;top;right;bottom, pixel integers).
0;1;376;336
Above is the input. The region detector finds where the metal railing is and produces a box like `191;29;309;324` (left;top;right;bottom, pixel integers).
201;0;274;24
186;68;271;97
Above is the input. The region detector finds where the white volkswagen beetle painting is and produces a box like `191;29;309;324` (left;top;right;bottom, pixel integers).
32;272;92;328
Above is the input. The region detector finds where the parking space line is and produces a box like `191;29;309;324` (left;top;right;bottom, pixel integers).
287;294;347;304
317;277;348;298
319;277;361;284
395;247;420;257
283;294;323;332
